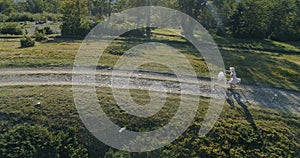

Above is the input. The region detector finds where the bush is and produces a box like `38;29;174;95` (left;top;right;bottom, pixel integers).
0;14;8;22
34;28;48;42
269;29;300;41
44;13;62;22
20;36;35;48
105;45;130;56
120;28;145;38
7;12;34;22
0;125;57;158
0;22;23;35
55;128;89;158
35;32;48;42
44;26;53;35
0;125;88;158
61;17;95;37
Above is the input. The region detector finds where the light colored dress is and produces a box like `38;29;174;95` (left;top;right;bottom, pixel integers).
228;70;238;84
228;67;241;85
217;71;226;84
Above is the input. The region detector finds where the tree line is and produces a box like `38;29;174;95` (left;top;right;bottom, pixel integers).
0;0;299;40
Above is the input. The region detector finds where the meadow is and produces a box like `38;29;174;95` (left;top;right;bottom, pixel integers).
0;29;300;157
0;29;299;90
0;86;299;157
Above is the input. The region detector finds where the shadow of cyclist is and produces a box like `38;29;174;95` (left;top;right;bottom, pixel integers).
226;89;258;131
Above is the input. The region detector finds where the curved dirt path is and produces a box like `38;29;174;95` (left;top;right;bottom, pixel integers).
0;67;299;114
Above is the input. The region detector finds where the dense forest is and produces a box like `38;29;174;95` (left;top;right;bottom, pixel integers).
0;0;300;41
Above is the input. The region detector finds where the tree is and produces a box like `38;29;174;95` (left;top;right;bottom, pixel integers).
0;0;14;15
60;0;91;37
228;0;300;41
176;0;207;38
229;0;271;39
44;0;62;13
113;0;152;38
87;0;113;20
24;0;46;13
212;0;238;35
268;0;300;41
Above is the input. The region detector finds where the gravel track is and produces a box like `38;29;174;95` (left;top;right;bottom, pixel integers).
0;67;299;114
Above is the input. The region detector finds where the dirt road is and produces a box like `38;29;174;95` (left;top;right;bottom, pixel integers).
0;67;299;114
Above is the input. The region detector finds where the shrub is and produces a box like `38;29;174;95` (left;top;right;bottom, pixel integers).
7;12;34;22
44;26;53;35
0;22;23;35
55;128;89;158
34;28;48;42
20;36;35;48
0;125;57;158
44;13;62;22
0;125;88;158
35;32;48;42
120;28;145;38
269;29;300;41
0;14;8;22
61;17;96;37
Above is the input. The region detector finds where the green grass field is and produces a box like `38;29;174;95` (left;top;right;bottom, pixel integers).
1;30;299;90
0;29;300;157
0;86;298;157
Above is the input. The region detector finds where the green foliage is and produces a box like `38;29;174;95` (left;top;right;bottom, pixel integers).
0;124;57;158
34;28;48;42
20;36;35;48
22;0;47;13
11;0;61;13
55;128;89;158
44;26;53;35
0;0;299;41
61;16;95;37
120;28;145;38
60;16;81;36
43;13;62;22
176;0;206;19
176;0;207;38
213;0;237;26
87;0;112;19
0;22;23;35
211;0;238;35
0;13;8;22
104;44;131;56
229;0;300;41
6;12;61;22
268;0;300;41
104;148;132;158
60;0;94;37
7;12;35;22
229;0;271;39
0;125;89;158
0;86;298;157
0;0;14;15
79;18;96;36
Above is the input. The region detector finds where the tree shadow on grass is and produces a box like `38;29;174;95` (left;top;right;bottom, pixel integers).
226;89;258;131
